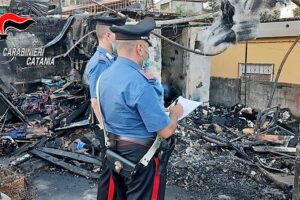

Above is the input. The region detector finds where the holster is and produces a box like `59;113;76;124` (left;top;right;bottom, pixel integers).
104;149;139;178
89;107;106;161
158;136;176;175
157;136;176;200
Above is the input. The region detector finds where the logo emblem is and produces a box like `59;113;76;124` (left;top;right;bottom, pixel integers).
0;13;36;40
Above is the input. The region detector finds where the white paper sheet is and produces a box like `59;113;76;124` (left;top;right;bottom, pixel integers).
166;96;202;121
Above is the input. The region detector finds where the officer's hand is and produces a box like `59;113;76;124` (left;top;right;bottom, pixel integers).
169;104;183;119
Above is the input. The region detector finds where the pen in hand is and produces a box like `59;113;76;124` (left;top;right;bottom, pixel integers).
174;99;179;105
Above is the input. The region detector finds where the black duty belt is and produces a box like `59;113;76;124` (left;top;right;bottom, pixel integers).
108;133;155;147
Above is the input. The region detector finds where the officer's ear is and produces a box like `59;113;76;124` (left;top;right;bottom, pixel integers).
106;32;114;40
136;42;144;56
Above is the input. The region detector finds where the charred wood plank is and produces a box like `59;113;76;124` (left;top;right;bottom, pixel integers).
0;92;27;123
30;149;100;179
10;153;32;166
230;152;293;189
10;137;48;156
255;156;289;173
17;157;49;172
255;134;294;146
252;146;296;154
55;119;89;131
53;81;74;94
37;147;102;166
257;167;293;190
63;102;89;125
179;122;251;160
179;122;227;146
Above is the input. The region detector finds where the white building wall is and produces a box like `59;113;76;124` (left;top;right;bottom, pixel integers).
183;26;211;103
148;29;163;82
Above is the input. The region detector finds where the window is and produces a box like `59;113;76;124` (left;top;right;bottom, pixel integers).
239;63;274;81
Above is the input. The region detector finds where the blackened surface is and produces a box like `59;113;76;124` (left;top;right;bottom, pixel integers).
0;17;72;91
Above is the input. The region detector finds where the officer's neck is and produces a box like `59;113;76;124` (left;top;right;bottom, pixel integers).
118;52;142;68
98;42;113;54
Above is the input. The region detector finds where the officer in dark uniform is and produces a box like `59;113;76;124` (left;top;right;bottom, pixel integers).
97;17;183;200
83;15;126;200
84;15;126;123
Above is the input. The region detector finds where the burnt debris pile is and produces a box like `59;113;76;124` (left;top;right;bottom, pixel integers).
169;104;299;199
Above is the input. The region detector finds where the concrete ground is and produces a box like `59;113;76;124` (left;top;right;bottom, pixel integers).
1;157;208;200
32;170;208;200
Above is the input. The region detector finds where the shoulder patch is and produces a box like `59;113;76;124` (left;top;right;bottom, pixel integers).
138;70;157;83
97;53;109;63
106;52;114;60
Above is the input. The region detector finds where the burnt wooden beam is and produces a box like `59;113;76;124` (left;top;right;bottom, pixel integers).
179;122;251;160
252;146;296;154
38;147;102;166
55;119;89;131
10;137;48;156
30;149;100;179
0;92;27;123
63;101;90;125
10;153;32;166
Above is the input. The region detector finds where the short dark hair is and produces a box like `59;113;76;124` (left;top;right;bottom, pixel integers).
96;23;112;39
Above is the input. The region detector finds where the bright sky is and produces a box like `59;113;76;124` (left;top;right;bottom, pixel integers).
280;2;297;18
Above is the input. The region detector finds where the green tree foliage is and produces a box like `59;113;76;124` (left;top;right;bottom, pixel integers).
260;9;281;22
293;7;300;17
175;5;185;16
206;0;220;13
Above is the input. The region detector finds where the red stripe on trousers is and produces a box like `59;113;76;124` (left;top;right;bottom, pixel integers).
108;176;115;200
151;157;160;200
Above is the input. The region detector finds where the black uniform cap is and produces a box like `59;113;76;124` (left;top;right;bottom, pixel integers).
92;15;127;26
110;17;156;46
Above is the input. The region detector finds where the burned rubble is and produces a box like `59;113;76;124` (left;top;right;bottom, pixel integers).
1;75;299;199
0;71;103;182
0;166;35;200
0;3;300;199
167;104;299;199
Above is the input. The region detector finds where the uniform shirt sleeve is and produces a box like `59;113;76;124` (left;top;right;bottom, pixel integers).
135;84;171;133
88;61;107;98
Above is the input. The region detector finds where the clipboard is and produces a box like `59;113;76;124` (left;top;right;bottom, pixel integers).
166;96;203;121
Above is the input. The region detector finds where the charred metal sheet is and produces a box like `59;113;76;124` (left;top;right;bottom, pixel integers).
42;16;75;49
9;0;52;17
